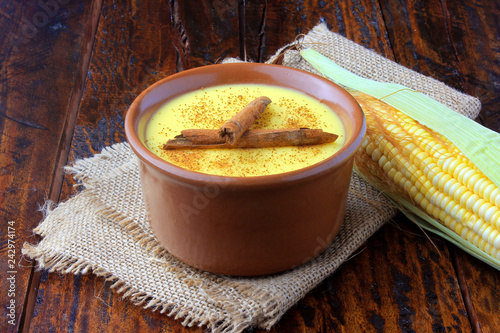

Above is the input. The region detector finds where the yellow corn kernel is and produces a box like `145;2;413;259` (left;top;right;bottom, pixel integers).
369;132;499;231
368;136;500;250
354;93;500;259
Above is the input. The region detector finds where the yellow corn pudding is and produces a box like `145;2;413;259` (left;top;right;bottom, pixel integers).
144;84;345;177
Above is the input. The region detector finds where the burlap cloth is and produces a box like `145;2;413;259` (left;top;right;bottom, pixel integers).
23;24;481;332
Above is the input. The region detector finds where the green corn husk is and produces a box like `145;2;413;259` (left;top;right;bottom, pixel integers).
369;179;500;270
300;48;500;269
300;48;500;189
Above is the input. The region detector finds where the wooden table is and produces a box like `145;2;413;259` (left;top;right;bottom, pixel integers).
2;1;499;332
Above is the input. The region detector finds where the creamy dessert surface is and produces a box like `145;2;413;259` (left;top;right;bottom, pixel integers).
144;84;345;177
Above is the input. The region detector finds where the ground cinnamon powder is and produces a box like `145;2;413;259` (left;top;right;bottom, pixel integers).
145;84;345;176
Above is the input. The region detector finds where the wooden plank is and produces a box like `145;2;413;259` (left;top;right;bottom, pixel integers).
443;0;499;131
269;222;470;332
378;1;500;332
379;0;499;130
454;249;500;333
27;0;210;331
378;0;463;86
28;271;200;333
0;1;96;332
244;0;394;63
175;0;241;67
443;1;500;331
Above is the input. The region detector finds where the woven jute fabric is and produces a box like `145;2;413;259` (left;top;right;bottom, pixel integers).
23;24;481;333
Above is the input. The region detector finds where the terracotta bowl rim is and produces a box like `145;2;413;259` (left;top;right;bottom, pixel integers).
125;62;365;189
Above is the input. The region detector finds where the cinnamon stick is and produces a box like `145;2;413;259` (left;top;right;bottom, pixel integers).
218;96;272;145
163;128;338;149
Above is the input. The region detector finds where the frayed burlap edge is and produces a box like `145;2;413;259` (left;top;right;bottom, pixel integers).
23;191;288;333
23;169;393;333
65;143;170;256
21;246;239;332
18;253;293;333
38;143;298;331
65;142;135;185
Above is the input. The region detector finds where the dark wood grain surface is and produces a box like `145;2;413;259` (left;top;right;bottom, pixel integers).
1;1;498;332
0;0;98;329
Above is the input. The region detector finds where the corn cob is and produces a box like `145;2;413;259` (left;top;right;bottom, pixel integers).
352;91;500;260
300;47;500;268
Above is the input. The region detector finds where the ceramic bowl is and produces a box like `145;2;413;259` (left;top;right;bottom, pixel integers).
125;63;365;276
